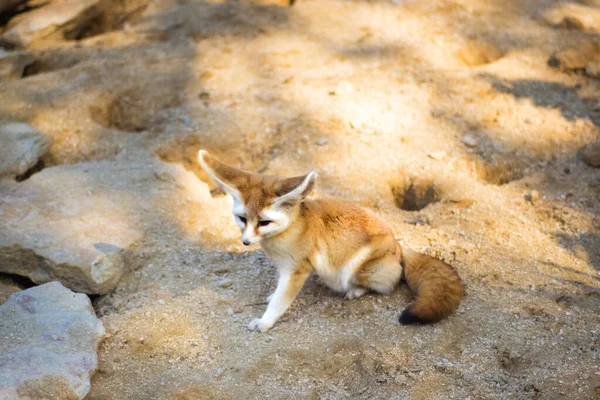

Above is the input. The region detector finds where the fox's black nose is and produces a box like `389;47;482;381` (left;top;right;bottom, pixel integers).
242;239;251;246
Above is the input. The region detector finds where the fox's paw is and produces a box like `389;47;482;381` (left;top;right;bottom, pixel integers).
345;287;367;300
247;317;273;333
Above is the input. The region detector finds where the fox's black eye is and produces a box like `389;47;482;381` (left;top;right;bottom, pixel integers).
238;216;247;224
258;220;272;227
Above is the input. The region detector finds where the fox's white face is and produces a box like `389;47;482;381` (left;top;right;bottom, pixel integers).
198;150;317;246
231;197;292;245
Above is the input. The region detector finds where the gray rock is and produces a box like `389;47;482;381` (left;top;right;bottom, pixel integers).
0;0;104;47
0;282;105;399
0;157;198;294
460;133;478;148
0;49;35;80
315;137;329;146
0;123;51;179
219;278;233;288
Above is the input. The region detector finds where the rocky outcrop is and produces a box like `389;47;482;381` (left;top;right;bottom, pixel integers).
0;282;105;399
0;0;106;47
0;123;51;180
0;155;209;294
0;159;149;294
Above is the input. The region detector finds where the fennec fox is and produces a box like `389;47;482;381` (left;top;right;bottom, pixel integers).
199;150;464;332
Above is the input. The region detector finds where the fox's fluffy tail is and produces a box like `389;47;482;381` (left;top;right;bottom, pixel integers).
399;248;464;325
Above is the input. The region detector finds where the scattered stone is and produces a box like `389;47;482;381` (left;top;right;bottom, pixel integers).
559;16;585;31
0;49;35;80
404;217;428;225
548;43;600;76
219;279;233;288
0;282;105;399
0;157;203;294
315;137;329;146
580;140;600;168
394;373;408;384
454;42;503;66
0;0;106;47
0;123;52;180
449;198;474;208
460;133;478;148
549;48;587;70
525;190;541;204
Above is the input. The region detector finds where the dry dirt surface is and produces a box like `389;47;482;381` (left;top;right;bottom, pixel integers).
1;0;600;399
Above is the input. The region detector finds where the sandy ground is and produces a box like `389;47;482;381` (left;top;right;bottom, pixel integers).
1;0;599;399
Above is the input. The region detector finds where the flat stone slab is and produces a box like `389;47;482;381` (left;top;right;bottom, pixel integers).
0;156;202;294
0;281;105;399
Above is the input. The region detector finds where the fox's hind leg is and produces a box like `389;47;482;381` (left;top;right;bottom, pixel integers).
355;252;403;295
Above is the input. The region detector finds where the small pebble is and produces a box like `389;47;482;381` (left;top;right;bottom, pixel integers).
219;279;233;288
404;217;428;225
560;16;585;31
315;137;329;146
394;374;408;384
460;133;478;148
525;190;540;204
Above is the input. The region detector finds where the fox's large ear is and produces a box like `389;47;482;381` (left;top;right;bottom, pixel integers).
198;150;248;200
273;171;317;205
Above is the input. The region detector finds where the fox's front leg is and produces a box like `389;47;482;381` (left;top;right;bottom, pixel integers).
248;269;309;332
